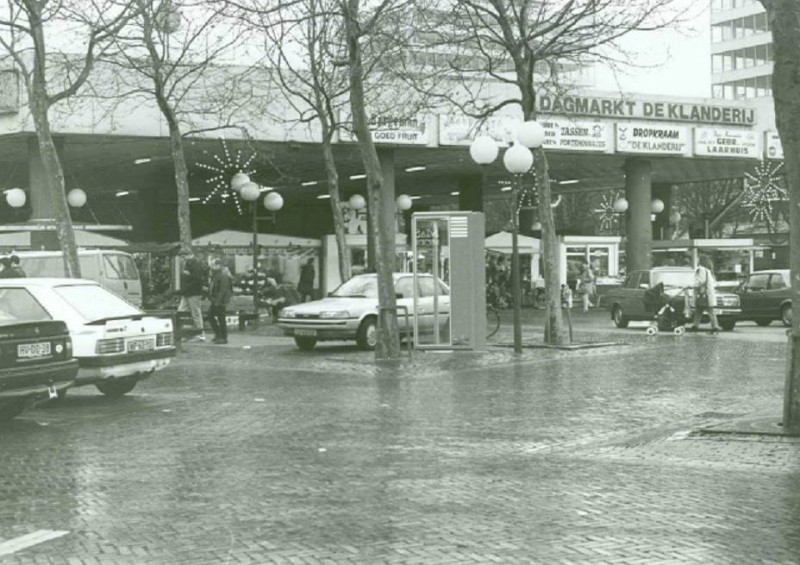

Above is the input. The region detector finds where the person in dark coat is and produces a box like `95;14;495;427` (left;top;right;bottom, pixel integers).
208;258;233;344
297;258;315;302
178;252;206;341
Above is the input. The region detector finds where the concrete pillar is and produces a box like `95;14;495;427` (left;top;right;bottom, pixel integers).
624;158;653;273
457;174;483;212
652;183;672;241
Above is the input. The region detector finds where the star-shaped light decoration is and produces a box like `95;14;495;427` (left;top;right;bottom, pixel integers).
196;138;258;215
742;161;787;229
517;168;538;214
594;191;624;233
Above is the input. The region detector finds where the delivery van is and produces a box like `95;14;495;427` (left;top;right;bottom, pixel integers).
12;250;143;306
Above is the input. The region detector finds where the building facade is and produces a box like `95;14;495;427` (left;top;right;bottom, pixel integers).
711;0;773;100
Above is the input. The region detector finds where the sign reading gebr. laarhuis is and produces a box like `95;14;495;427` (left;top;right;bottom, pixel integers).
541;119;611;152
694;127;760;158
538;94;755;126
616;123;690;155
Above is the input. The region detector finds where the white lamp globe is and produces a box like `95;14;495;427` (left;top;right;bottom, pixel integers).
517;120;545;148
469;135;499;165
396;194;412;211
230;172;250;192
612;197;629;214
239;181;260;202
502;143;534;174
5;188;26;208
67;188;87;208
651;198;665;214
264;191;284;212
348;193;366;210
531;221;543;231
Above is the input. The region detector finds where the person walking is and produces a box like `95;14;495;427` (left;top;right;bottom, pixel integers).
578;263;596;313
297;258;315;303
689;256;721;333
178;252;206;342
208;258;233;344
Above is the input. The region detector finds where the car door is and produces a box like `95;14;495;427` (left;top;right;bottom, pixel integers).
766;272;789;319
739;273;770;318
393;277;416;331
626;271;649;319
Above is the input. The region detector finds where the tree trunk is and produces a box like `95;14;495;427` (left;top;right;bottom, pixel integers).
321;137;352;283
344;0;401;360
28;83;81;278
162;105;193;252
761;0;800;429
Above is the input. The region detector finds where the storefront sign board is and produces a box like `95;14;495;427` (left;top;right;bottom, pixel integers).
615;123;690;156
340;114;427;145
765;131;784;160
541;119;611;152
694;127;760;158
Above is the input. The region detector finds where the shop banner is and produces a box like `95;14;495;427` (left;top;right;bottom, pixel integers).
541;119;611;152
339;114;427;145
694;127;760;158
438;114;518;146
615;123;690;156
765;131;784;160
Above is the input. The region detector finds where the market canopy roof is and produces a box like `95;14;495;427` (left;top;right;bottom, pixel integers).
192;230;321;248
0;230;129;250
485;231;541;254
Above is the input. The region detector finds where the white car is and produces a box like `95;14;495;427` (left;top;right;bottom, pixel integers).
278;273;450;351
0;279;176;397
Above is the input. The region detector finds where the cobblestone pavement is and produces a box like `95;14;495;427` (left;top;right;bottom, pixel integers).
1;311;798;564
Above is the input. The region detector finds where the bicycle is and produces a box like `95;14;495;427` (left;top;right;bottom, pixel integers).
486;305;501;339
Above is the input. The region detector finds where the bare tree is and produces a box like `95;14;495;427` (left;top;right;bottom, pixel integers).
757;0;800;429
103;0;249;252
409;0;687;345
0;0;137;276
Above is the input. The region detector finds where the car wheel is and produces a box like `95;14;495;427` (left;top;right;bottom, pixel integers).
356;317;378;350
612;305;629;328
294;336;317;351
0;400;26;421
755;319;772;327
782;304;793;327
720;320;736;331
96;378;137;398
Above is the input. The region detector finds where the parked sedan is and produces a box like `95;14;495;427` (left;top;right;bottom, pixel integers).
0;279;176;397
604;267;741;331
735;269;792;327
0;319;78;420
278;273;450;351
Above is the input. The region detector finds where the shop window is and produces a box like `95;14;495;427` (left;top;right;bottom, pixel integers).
588;247;611;277
734;49;745;70
712;84;724;98
712;24;723;43
723;83;734;99
712;54;723;73
722;53;733;72
754;12;768;33
756;44;768;66
745;77;756;98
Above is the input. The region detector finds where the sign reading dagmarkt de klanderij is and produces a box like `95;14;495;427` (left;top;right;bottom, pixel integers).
538;94;755;126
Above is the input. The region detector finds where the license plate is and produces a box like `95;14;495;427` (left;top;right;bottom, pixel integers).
127;338;156;352
295;329;317;337
17;342;51;359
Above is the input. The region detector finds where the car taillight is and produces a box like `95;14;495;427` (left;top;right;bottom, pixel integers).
96;338;125;354
156;332;173;347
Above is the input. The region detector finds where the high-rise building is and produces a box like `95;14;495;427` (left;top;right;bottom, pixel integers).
711;0;773;100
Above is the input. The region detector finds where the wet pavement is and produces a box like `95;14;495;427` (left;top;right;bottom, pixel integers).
1;310;798;564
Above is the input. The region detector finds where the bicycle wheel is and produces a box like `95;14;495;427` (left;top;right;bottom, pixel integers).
486;307;501;339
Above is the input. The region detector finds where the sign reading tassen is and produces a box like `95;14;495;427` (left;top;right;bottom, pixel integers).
616;123;690;155
539;95;755;126
694;128;760;158
541;119;611;152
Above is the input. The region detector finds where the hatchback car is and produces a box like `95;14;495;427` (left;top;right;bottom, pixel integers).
0;279;176;397
735;269;792;327
278;273;450;350
0;319;78;420
604;267;741;331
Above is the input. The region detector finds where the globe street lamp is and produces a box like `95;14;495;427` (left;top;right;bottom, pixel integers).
4;188;26;208
241;182;284;322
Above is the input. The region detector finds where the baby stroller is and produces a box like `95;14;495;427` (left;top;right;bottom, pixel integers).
643;283;687;336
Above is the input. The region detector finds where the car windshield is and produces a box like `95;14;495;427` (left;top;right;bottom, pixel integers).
54;284;141;321
652;271;695;289
331;276;378;298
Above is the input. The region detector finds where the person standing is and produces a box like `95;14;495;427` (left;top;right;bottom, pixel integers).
689;257;721;333
7;255;26;277
178;252;206;341
578;263;596;313
297;258;315;303
208;258;233;344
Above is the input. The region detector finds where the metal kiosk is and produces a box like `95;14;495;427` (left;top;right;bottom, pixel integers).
411;212;486;351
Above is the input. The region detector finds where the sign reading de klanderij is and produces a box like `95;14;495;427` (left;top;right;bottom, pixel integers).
538;95;755;126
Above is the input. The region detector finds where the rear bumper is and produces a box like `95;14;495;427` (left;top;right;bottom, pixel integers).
0;359;79;399
77;348;176;383
278;320;359;341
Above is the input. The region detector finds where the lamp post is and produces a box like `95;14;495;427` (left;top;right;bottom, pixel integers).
239;177;283;320
4;188;27;209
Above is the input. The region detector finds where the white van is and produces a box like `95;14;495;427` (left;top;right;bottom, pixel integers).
12;250;143;306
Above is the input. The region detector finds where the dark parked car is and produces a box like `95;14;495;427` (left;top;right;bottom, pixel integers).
735;269;792;327
0;320;78;421
604;267;741;331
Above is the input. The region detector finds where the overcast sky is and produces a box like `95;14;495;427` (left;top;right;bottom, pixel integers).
594;1;712;99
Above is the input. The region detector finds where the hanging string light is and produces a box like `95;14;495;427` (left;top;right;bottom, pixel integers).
196;138;258;215
742;161;787;229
